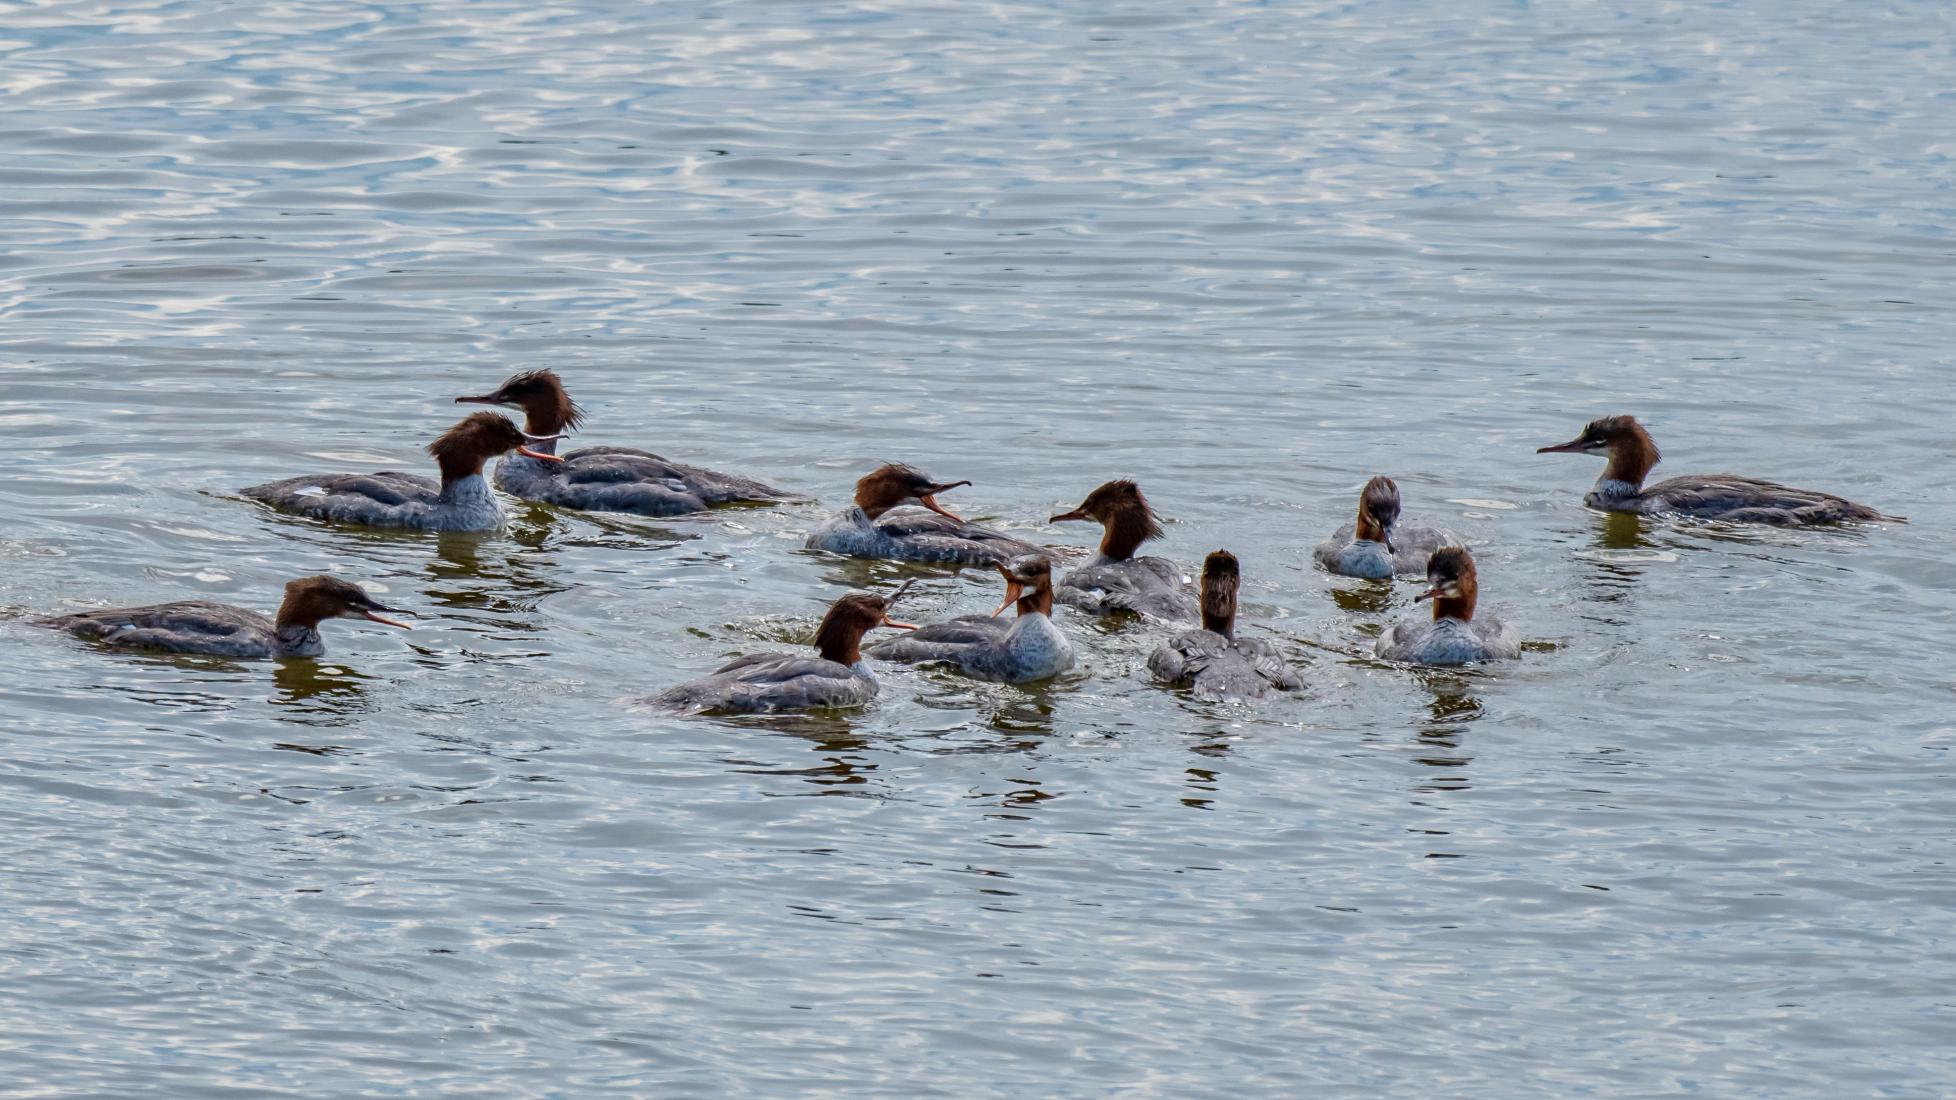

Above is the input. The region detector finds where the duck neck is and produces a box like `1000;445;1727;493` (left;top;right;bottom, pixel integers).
273;591;328;633
855;482;904;521
1431;582;1477;623
1201;589;1237;640
272;624;323;655
1098;508;1154;561
816;622;872;665
1353;504;1386;545
1600;433;1658;492
519;402;569;443
1016;584;1054;618
435;452;493;500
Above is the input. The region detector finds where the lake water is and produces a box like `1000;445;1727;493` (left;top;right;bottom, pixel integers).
2;1;1952;1095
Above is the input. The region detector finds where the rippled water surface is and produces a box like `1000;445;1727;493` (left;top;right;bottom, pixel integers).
4;1;1954;1095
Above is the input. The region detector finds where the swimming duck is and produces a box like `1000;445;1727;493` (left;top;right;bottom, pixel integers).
1537;415;1901;525
865;556;1075;683
40;575;410;658
1313;476;1461;579
242;412;563;531
805;463;1044;565
454;369;795;516
1148;550;1300;701
1048;479;1198;620
649;583;917;714
1374;547;1520;666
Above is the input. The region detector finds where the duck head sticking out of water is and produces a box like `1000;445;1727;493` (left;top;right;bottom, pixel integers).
427;412;567;486
1199;550;1240;639
455;369;587;441
1537;415;1662;491
990;556;1057;618
1353;476;1402;553
854;463;973;521
814;581;918;664
276;575;413;632
1414;546;1480;623
1049;479;1164;561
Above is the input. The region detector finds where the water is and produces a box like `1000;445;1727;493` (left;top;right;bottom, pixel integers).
3;0;1953;1095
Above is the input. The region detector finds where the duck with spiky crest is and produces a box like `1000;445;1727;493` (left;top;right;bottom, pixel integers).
1047;479;1198;621
242;412;564;531
866;556;1075;683
1538;415;1902;525
40;576;411;659
805;463;1044;565
650;583;918;714
455;369;795;516
1374;547;1520;665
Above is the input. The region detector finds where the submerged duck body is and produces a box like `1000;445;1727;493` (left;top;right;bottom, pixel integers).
1375;547;1520;666
1538;415;1902;526
867;557;1075;683
1149;551;1300;702
651;587;915;714
39;575;410;659
1314;476;1460;579
806;464;1043;566
456;370;795;516
242;412;563;531
1048;480;1197;621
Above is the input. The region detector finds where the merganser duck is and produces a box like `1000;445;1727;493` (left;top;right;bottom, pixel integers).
1149;550;1300;701
1047;479;1198;620
40;575;410;658
1313;476;1462;579
649;583;917;714
1375;547;1520;666
865;556;1075;683
805;463;1043;565
1538;415;1902;525
242;412;563;531
454;369;795;516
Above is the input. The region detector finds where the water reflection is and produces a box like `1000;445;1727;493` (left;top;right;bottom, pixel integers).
718;712;885;795
1572;511;1679;607
986;693;1057;738
811;554;964;598
1183;736;1231;810
1597;510;1649;552
270;658;373;717
1327;581;1395;614
1410;670;1479;794
422;529;571;634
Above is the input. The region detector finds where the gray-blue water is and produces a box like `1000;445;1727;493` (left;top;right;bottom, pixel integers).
3;1;1953;1095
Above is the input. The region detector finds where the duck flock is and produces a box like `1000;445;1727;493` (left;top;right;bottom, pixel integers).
39;369;1902;713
